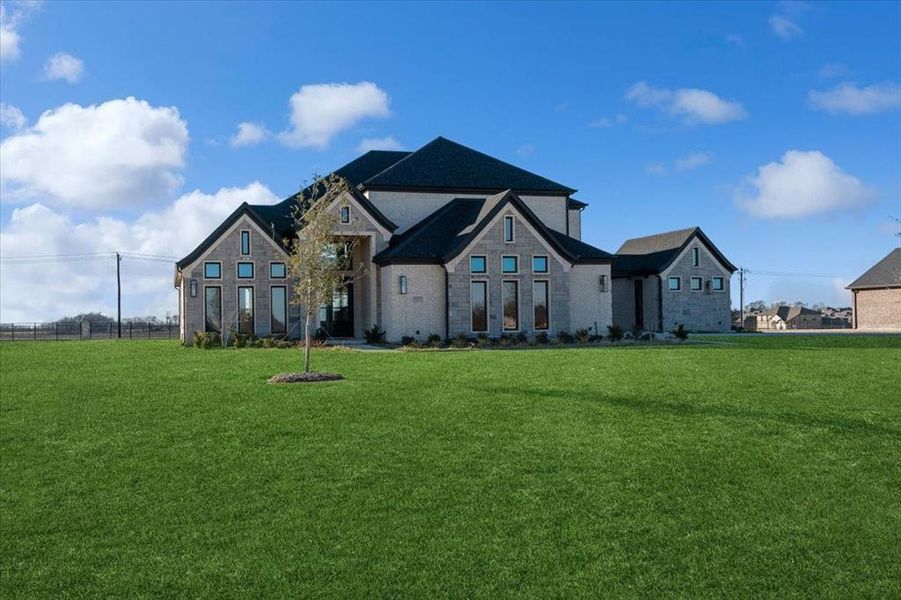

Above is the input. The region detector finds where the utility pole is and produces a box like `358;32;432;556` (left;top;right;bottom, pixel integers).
739;267;746;329
116;252;122;339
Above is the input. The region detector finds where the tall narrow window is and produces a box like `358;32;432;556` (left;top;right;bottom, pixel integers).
502;281;519;331
398;275;408;295
504;215;514;243
340;206;350;224
204;286;222;333
471;281;488;332
270;286;287;334
533;280;549;331
692;247;699;267
599;274;608;292
238;286;254;335
241;230;251;256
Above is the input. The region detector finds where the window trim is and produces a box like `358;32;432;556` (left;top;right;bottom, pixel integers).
237;285;255;336
203;261;222;280
340;205;350;224
502;255;519;275
203;285;222;333
470;255;487;274
532;255;549;274
240;230;251;256
691;246;699;267
503;215;515;243
668;276;682;292
502;279;520;332
270;285;287;335
712;276;725;292
690;276;703;292
236;261;254;279
470;279;489;333
269;261;286;279
532;279;550;331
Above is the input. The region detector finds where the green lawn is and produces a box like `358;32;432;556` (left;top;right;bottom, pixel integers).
2;337;900;597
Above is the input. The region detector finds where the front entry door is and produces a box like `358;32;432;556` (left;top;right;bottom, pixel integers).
321;279;354;337
634;279;644;330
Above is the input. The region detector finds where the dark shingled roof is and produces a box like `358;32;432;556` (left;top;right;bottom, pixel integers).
373;190;611;265
613;226;736;277
847;248;901;290
362;137;576;194
568;198;588;210
765;305;822;320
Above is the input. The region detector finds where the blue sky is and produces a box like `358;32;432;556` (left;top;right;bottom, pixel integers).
0;0;899;321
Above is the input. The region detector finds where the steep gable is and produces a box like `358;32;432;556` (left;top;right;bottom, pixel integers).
614;226;736;276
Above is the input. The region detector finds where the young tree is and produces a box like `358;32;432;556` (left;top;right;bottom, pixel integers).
286;174;362;373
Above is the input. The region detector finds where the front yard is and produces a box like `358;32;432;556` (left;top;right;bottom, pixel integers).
1;336;899;596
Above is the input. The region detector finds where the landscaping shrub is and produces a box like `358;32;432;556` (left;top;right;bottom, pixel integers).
477;335;493;348
364;324;386;344
514;331;528;345
427;333;442;345
672;324;688;341
607;324;624;342
556;331;574;344
451;334;473;348
498;335;514;347
575;328;591;343
630;324;643;339
400;336;416;346
588;334;604;343
192;331;219;349
533;332;549;345
314;328;328;343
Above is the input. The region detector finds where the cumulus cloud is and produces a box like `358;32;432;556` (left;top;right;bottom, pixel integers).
769;15;802;39
0;182;279;322
736;150;876;218
278;82;390;149
42;51;83;82
625;81;746;125
0;102;26;130
0;97;189;210
0;0;41;63
230;121;269;147
356;135;403;153
808;82;901;115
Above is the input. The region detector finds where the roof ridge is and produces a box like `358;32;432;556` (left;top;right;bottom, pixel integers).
361;137;438;184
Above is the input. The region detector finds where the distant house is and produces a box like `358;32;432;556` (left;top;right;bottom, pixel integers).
611;227;736;333
846;249;901;331
745;305;823;330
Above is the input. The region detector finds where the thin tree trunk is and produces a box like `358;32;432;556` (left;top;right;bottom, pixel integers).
304;310;312;373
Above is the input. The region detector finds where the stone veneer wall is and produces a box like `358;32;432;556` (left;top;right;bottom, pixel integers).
660;241;731;332
854;288;901;330
379;264;447;341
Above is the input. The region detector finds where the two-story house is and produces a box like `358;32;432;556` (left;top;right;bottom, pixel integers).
174;137;735;343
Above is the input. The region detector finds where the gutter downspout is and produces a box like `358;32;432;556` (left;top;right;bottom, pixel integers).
444;266;450;341
657;275;663;332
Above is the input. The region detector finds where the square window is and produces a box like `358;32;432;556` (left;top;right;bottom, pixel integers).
470;256;486;273
668;277;681;291
712;277;724;291
532;256;548;273
203;262;221;279
237;262;254;279
240;231;251;256
690;276;703;291
340;206;350;224
270;262;286;278
502;256;518;273
504;215;514;243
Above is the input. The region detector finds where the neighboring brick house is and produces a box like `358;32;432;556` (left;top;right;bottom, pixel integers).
174;137;732;342
846;249;901;331
744;305;824;330
611;227;736;333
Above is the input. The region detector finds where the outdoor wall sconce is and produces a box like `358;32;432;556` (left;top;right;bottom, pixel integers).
399;275;408;295
190;279;198;297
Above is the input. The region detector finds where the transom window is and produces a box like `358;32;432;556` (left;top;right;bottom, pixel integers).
240;230;251;256
470;256;486;274
237;262;254;279
203;262;221;279
502;256;518;274
503;215;514;243
668;276;681;291
691;247;699;267
532;255;548;273
690;276;703;291
712;277;724;291
270;262;286;279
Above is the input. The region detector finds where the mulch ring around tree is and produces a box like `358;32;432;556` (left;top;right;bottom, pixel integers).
268;372;345;384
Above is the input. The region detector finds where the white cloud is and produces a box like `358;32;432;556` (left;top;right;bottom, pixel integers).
0;102;26;130
808;82;901;115
769;15;802;39
674;151;713;172
42;51;83;83
0;97;189;210
278;82;390;149
0;0;41;63
737;150;876;218
625;81;746;125
818;62;850;79
0;182;279;322
645;163;668;176
0;22;20;62
356;135;403;153
589;113;627;128
230;121;269;147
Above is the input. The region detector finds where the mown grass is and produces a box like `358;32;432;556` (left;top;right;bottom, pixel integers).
1;336;900;597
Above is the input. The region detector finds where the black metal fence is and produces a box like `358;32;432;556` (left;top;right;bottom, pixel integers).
0;321;178;342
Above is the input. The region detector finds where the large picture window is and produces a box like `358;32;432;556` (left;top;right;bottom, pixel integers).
270;286;287;334
204;286;221;333
502;281;519;331
533;280;549;331
238;286;254;335
471;281;488;332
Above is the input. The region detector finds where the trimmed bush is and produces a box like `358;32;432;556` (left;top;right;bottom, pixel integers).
575;328;591;343
607;324;624;342
364;324;386;344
